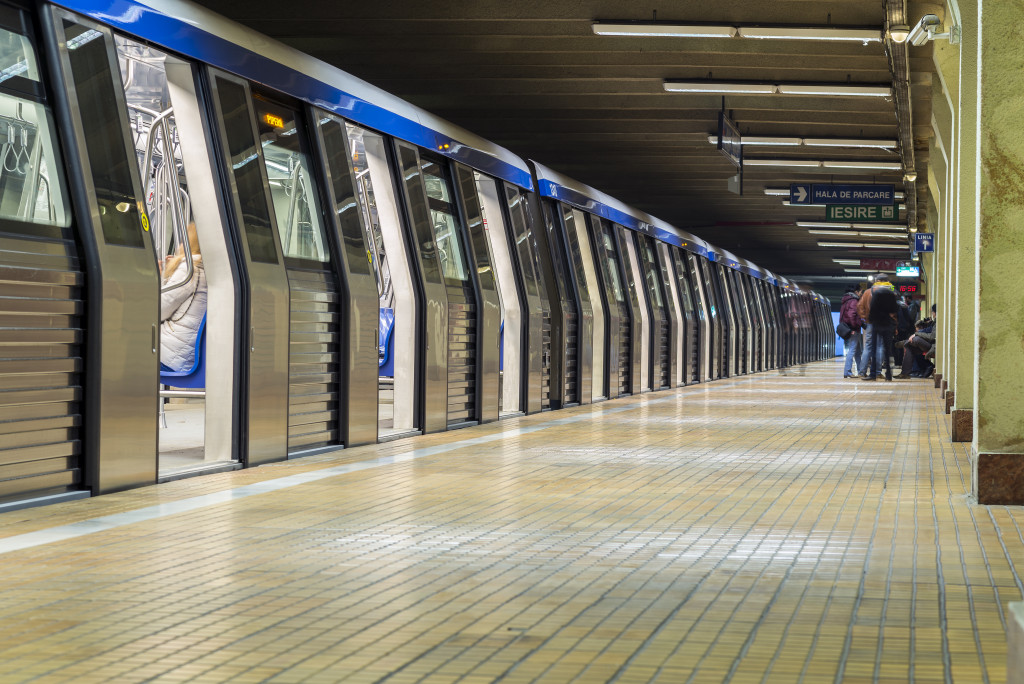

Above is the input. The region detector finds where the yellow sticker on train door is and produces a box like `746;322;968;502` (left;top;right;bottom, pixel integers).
141;214;150;232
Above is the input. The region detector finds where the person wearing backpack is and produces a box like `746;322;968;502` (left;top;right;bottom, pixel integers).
861;275;898;381
838;285;864;378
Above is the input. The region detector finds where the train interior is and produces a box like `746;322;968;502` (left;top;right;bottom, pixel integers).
117;36;224;477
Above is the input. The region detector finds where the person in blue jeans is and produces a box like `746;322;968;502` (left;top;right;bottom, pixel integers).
838;285;864;377
861;275;899;381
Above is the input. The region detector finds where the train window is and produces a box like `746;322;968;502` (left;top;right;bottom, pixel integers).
599;222;625;304
419;155;469;283
316;114;372;276
253;97;329;263
504;184;540;298
345;124;390;301
62;19;142;245
641;238;664;308
212;76;278;264
562;208;591;302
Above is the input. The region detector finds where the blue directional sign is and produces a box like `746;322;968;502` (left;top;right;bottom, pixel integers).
914;233;934;253
790;183;812;205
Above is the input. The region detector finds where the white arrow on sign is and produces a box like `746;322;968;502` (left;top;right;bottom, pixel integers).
794;186;808;203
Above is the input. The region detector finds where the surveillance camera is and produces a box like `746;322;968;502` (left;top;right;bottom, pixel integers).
908;14;942;46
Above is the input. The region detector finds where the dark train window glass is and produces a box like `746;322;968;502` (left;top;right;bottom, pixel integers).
641;238;664;308
458;167;493;277
317;114;371;275
398;144;441;283
504;184;539;298
672;251;694;313
420;155;469;283
63;20;142;246
213;76;278;264
599;222;625;304
562;208;591;302
254;96;329;262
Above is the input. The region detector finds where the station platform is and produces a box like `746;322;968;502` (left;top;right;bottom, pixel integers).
0;361;1013;683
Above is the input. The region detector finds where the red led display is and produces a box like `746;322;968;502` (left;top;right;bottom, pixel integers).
897;284;918;294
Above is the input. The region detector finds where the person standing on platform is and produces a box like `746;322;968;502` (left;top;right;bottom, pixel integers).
894;296;915;366
861;274;898;381
839;285;864;378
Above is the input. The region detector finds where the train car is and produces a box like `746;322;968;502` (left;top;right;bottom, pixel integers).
0;0;833;511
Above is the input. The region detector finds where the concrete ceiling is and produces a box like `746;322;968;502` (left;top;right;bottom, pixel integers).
200;0;938;299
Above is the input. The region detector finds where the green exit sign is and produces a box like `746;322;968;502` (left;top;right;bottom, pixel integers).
825;204;899;222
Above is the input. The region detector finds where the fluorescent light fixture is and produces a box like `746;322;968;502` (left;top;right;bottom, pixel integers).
710;136;897;148
833;259;861;265
818;242;909;249
802;138;897;149
764;188;790;196
737;26;881;42
665;82;776;94
742;136;803;146
851;223;908;231
775;84;892;97
798;222;848;228
592;22;883;43
808;230;904;238
781;201;827;207
746;159;904;170
845;268;892;273
821;160;903;170
744;159;822;167
592;23;737;37
904;171;918;181
665;82;891;97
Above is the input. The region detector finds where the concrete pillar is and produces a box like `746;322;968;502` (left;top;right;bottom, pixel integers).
972;0;1024;504
935;13;976;442
931;73;956;406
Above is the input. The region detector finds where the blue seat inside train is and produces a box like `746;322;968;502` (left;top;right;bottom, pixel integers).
159;314;207;389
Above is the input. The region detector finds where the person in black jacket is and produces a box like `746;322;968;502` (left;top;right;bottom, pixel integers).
862;275;898;381
894;297;915;366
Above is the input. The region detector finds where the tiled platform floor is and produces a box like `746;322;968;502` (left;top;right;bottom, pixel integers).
0;360;1019;683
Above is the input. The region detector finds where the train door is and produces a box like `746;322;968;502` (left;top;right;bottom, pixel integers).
617;228;646;394
346;125;419;440
688;253;714;381
574;212;607;401
310;112;379;447
206;71;290;465
453;164;499;423
395;147;480;429
0;5;85;507
698;258;723;378
501;183;545;413
657;243;685;387
730;270;752;375
718;265;740;376
558;206;594;405
540;200;578;407
48;10;162;491
749;278;765;374
639;236;673;390
592;219;630;397
113;35;241;476
475;175;523;417
671;249;699;384
249;93;344;455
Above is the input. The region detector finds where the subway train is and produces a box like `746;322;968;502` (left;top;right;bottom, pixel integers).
0;0;834;510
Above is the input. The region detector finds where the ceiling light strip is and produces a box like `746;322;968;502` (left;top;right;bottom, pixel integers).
744;159;903;170
666;81;892;97
592;22;881;43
